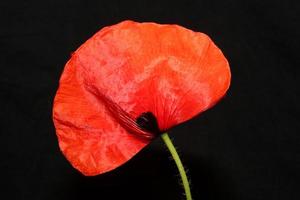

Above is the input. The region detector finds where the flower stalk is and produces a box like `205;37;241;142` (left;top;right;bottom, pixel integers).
161;133;192;200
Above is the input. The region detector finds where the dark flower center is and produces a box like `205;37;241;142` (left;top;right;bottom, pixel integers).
136;112;161;136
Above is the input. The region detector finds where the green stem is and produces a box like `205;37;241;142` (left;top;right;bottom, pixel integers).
161;132;192;200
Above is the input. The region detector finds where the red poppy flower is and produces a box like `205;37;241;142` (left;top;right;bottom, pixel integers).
53;20;231;176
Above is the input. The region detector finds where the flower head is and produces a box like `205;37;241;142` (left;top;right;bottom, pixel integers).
53;20;231;176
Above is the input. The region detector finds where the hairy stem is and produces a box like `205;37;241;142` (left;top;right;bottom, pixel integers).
161;132;192;200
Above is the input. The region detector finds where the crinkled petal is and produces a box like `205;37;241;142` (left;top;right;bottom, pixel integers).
53;57;149;176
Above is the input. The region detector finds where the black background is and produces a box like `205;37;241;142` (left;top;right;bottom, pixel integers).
0;0;299;199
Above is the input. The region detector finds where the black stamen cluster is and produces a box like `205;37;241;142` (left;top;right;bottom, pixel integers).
136;112;161;137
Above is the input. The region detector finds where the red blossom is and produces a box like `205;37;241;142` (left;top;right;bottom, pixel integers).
52;20;231;176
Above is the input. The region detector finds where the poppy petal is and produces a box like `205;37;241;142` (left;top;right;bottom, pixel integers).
73;20;230;130
53;57;149;176
53;20;230;175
